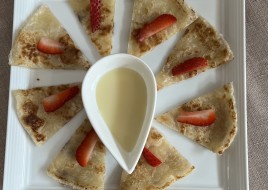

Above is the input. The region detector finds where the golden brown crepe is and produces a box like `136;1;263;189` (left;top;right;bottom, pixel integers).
9;5;90;70
69;0;115;56
47;119;106;190
120;128;194;190
157;17;234;89
128;0;197;57
155;83;238;154
13;83;83;145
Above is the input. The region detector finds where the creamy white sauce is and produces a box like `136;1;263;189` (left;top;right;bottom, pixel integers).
96;68;147;152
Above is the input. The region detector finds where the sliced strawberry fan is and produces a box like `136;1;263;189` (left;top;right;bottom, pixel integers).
177;109;216;126
43;86;80;112
76;129;99;167
90;0;101;32
171;57;208;76
136;14;177;42
142;147;162;167
37;37;65;54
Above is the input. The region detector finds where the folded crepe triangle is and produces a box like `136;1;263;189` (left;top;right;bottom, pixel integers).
13;83;83;145
47;119;106;190
156;83;238;154
157;17;234;90
69;0;115;56
9;5;90;70
120;128;194;190
128;0;198;57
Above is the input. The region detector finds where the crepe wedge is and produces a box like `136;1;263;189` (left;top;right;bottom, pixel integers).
120;128;194;190
155;83;238;155
157;17;234;90
9;5;90;70
69;0;115;56
47;119;106;190
13;83;83;145
128;0;197;57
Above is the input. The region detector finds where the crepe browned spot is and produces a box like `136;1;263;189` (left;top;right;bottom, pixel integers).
157;17;234;90
13;83;83;145
9;5;90;70
69;0;115;56
47;119;106;190
128;0;198;57
120;128;194;190
155;83;238;155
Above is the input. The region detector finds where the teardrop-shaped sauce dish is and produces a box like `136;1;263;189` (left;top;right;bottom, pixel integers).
82;53;157;174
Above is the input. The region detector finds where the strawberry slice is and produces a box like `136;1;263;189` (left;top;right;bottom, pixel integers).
177;109;216;126
137;14;177;42
43;86;79;112
37;37;65;54
142;147;162;167
76;129;99;167
90;0;101;32
171;57;208;76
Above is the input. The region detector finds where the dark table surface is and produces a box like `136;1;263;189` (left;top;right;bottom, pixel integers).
1;0;268;189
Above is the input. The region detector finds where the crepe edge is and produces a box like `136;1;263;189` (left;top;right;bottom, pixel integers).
12;83;82;146
9;5;90;70
155;82;238;155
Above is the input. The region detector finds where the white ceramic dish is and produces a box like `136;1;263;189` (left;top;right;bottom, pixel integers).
4;0;248;189
82;53;157;174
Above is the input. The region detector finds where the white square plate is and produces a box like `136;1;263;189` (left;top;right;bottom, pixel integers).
4;0;248;189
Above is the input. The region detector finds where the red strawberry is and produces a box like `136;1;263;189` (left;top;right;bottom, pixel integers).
90;0;101;32
43;86;79;112
137;14;177;42
177;109;216;126
37;37;65;54
171;57;208;76
76;129;99;167
142;147;162;167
